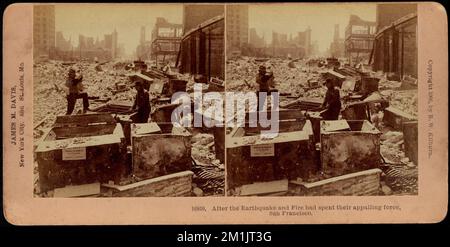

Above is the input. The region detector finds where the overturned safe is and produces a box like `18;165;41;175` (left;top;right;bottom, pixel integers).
131;122;192;179
320;120;381;177
226;110;316;193
35;113;128;192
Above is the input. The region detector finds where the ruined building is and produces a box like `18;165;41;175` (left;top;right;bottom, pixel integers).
226;5;249;55
182;4;224;34
150;17;183;64
371;4;417;78
344;15;376;65
329;24;345;58
33;5;55;58
178;15;224;80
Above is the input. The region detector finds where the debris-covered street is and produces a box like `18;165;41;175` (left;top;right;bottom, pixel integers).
32;4;228;198
31;3;419;198
33;60;225;197
225;56;418;196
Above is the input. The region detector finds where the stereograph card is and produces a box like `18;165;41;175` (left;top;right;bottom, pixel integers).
2;2;448;225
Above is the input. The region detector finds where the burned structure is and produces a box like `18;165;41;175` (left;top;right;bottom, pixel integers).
329;24;345;58
150;18;183;67
33;5;55;59
371;4;417;79
178;15;225;80
344;15;376;65
226;5;249;56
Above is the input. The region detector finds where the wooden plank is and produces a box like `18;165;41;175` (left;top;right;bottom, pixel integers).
227;121;313;148
35;124;124;152
321;120;351;132
132;122;161;136
55;113;116;127
239;179;288;196
52;124;117;139
34;116;49;129
53;182;100;197
245;109;305;121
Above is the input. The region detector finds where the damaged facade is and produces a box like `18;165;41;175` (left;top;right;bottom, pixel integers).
372;4;417;79
344;15;376;65
178;15;225;80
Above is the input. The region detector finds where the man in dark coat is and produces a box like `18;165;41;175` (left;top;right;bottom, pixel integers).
131;81;151;123
320;79;341;120
65;67;90;115
256;65;274;111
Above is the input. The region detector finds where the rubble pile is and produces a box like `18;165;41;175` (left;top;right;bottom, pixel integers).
191;133;225;196
34;61;140;140
381;89;418;117
226;57;327;102
34;60;226;197
378;76;418;117
226;56;419;196
227;57;322;93
379;130;418;195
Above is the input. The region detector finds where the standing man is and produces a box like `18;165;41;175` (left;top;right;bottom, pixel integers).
320;79;341;120
255;65;274;111
65;67;90;115
162;60;172;75
131;81;151;123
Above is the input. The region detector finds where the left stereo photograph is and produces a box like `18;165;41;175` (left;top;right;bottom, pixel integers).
32;3;225;198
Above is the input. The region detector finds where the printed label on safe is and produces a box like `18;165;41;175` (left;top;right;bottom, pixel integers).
62;147;87;160
250;144;275;157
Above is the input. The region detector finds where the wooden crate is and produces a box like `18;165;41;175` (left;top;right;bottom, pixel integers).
35;113;128;192
383;106;417;130
91;101;134;145
131;122;192;179
320;120;381;177
226;119;316;191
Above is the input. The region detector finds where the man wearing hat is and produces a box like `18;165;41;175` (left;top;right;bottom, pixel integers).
255;65;274;111
65;67;90;115
131;80;151;123
320;78;341;120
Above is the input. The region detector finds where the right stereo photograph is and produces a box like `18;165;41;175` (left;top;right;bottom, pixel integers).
225;3;418;196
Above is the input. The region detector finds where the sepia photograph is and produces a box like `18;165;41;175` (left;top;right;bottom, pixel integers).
3;2;447;225
32;3;225;197
225;3;418;196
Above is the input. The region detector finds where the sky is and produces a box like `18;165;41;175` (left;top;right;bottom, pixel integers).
54;3;376;56
248;3;376;53
55;4;183;56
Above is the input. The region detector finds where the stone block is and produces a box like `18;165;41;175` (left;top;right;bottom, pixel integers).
102;171;193;197
131;123;192;179
295;168;382;196
321;120;381;177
